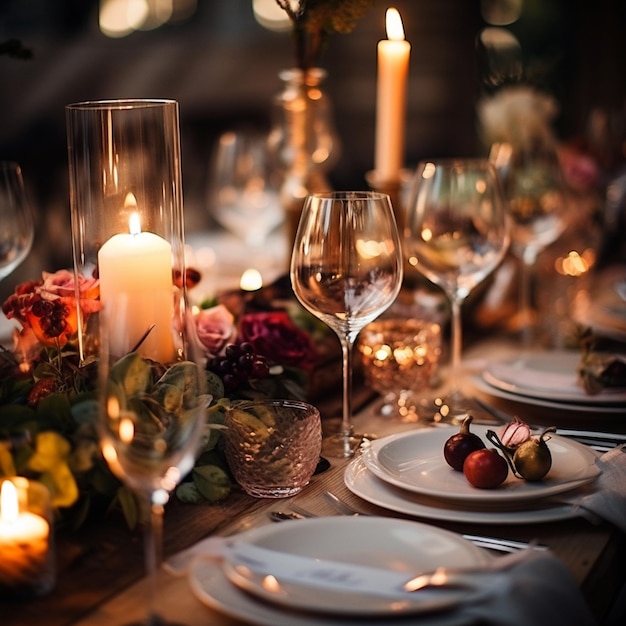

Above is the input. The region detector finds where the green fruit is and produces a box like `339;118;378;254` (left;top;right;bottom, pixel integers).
513;427;555;481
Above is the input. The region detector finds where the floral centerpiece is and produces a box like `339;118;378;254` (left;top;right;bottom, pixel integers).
0;269;319;528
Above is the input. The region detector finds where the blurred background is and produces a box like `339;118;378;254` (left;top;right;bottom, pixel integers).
1;0;625;301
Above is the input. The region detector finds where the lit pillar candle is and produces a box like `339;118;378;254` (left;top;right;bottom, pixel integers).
375;7;411;182
0;480;50;592
98;211;176;364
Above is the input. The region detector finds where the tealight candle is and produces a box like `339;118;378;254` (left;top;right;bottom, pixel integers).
0;479;54;598
98;206;176;364
240;268;263;292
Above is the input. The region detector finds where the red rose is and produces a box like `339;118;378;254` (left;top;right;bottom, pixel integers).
238;311;317;371
195;304;237;357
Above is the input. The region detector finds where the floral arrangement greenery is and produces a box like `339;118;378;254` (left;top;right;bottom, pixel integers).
275;0;376;71
0;269;318;529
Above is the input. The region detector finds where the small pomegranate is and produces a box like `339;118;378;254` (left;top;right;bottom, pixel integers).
463;448;509;489
443;414;485;471
513;427;556;481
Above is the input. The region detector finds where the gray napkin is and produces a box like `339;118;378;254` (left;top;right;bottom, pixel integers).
459;550;597;626
577;445;626;532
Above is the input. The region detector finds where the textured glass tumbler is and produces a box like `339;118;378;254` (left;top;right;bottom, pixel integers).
224;400;322;498
66;99;185;365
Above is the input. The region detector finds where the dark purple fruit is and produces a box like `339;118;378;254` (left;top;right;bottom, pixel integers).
443;414;486;471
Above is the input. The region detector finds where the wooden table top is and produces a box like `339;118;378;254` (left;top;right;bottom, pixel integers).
2;352;625;626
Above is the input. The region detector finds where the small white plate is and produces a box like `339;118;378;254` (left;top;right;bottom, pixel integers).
483;351;626;404
363;426;600;505
345;456;582;525
211;516;489;618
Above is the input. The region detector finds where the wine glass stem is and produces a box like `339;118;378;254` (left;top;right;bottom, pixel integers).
450;297;462;380
519;256;535;347
339;334;354;449
144;495;165;625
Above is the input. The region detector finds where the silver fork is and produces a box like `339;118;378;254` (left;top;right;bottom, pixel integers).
321;491;549;553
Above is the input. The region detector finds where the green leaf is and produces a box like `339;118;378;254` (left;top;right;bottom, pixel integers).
37;392;74;431
0;443;16;476
110;352;151;397
205;370;225;401
40;462;79;508
175;481;204;504
71;397;100;425
192;464;231;502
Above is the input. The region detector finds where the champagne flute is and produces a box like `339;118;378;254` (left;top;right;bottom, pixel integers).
97;301;208;626
404;159;509;422
290;191;403;457
0;161;34;282
490;142;568;345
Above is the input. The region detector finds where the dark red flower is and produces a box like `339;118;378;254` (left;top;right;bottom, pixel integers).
238;311;317;372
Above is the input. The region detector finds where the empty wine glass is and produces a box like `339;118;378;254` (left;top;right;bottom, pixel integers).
207;129;283;248
404;159;510;422
0;162;34;282
290;191;403;457
490;142;568;344
97;301;208;626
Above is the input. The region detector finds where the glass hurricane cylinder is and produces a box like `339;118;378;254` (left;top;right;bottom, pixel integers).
66;99;186;365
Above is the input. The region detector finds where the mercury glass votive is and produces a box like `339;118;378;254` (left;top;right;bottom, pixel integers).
66;99;186;365
0;478;55;600
223;400;322;498
359;318;441;422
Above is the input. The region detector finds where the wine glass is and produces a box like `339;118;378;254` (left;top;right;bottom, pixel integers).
290;191;403;457
490;142;568;345
207;129;283;249
403;159;510;422
97;301;208;625
0;161;34;282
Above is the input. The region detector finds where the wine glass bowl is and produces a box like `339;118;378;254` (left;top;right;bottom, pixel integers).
490;142;568;340
290;191;403;457
207;130;283;248
404;159;509;420
98;303;208;625
0;162;34;283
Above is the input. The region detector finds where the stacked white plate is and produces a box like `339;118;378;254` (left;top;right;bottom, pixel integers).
188;516;492;625
345;425;601;525
470;350;626;416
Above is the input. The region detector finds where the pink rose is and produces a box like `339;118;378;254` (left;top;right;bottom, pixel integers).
195;304;237;357
238;311;317;371
41;269;101;315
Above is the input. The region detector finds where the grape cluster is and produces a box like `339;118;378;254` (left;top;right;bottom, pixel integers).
206;342;270;392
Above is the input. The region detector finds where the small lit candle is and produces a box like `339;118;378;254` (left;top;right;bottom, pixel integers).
375;7;411;182
98;200;176;363
240;268;263;292
0;480;50;592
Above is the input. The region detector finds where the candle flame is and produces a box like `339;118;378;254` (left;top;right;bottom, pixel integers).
129;212;141;236
386;7;405;41
0;480;19;523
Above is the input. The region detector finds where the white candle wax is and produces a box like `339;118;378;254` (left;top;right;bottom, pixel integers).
0;481;50;590
375;8;411;182
98;215;176;364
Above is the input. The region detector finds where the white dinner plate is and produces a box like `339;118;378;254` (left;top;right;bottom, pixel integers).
469;374;626;416
482;351;626;404
345;456;583;525
189;517;489;624
363;426;600;505
189;557;470;626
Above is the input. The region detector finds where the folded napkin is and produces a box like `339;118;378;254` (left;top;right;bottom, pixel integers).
460;550;597;626
577;445;626;533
